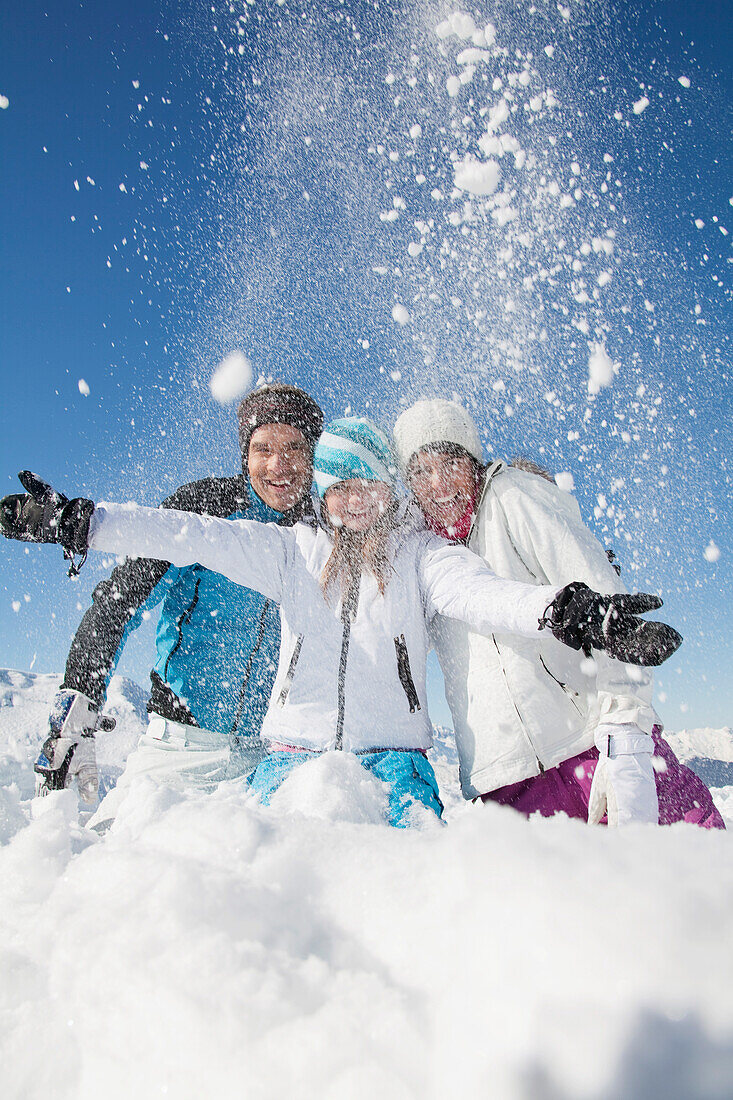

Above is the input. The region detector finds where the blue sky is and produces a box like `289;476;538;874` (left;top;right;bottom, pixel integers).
1;0;731;731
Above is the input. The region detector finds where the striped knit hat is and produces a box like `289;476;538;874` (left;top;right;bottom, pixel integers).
313;418;398;498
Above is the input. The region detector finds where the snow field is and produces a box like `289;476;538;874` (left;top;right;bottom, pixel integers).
1;672;733;1098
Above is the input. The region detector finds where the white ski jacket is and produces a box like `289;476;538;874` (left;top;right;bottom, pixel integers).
430;461;658;797
89;502;559;755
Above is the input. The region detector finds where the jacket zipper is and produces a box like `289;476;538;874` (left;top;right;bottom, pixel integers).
394;634;421;713
463;461;502;546
335;576;360;751
230;599;271;734
491;635;545;774
163;577;201;681
335;609;352;751
468;472;545;774
276;633;304;706
538;655;584;716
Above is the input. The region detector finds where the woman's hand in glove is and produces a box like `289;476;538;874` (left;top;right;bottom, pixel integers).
541;582;682;667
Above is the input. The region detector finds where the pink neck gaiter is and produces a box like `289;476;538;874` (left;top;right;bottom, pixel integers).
425;491;476;542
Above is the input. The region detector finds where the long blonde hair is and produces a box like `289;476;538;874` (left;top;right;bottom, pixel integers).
320;499;398;604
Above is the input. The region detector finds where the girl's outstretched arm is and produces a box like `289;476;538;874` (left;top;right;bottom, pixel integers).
0;472;289;603
89;502;290;603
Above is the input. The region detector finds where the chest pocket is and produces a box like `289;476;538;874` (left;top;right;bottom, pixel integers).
394;635;421;713
538;655;584;716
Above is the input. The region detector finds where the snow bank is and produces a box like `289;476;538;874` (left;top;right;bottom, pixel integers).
0;669;147;815
1;673;732;1099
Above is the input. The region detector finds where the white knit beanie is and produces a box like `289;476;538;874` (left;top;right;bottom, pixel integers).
393;400;484;470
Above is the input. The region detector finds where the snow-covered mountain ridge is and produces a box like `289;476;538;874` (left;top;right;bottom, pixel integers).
1;670;732;1099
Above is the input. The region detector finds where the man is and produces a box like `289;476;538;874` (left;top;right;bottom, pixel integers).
34;383;323;830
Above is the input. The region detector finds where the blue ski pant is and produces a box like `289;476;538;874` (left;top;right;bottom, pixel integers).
247;748;443;828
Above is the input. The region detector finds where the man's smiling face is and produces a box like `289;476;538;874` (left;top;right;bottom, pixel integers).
247;423;312;512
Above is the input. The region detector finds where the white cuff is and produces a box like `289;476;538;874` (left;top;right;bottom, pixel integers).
595;723;655;758
87;504;108;548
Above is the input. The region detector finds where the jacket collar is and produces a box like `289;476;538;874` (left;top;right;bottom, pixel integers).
464;460;505;546
483;459;505;483
245;481;317;527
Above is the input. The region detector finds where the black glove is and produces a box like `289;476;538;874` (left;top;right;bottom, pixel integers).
0;472;94;574
34;689;116;805
541;582;682;667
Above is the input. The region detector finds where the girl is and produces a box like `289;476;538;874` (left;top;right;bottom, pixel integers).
0;418;681;827
393;398;722;828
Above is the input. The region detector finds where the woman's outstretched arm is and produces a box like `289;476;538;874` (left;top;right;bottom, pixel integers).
0;473;291;604
418;535;557;637
418;533;681;666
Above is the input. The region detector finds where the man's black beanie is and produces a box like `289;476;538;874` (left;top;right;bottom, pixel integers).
237;383;324;461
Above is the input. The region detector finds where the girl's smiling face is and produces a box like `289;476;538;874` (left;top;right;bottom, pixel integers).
407;447;477;528
325;480;393;533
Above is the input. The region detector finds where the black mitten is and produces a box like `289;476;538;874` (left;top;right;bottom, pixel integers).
0;471;94;573
542;581;682;667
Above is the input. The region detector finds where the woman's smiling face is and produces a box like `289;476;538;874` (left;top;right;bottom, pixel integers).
325;479;393;533
407;447;477;528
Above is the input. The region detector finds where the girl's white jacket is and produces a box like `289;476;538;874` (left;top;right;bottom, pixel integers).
89;502;558;755
429;461;659;797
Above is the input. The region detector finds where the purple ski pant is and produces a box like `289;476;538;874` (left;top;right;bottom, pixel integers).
482;727;725;828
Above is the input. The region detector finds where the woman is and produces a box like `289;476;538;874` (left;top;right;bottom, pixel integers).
393;398;723;828
0;419;681;827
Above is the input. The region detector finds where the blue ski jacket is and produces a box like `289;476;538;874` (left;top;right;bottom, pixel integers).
62;475;310;738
